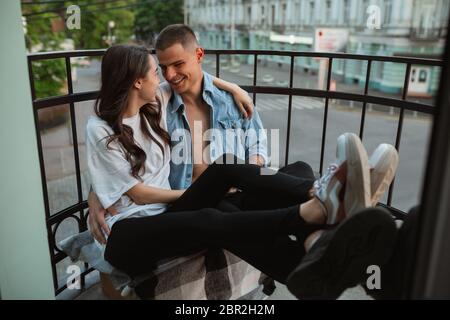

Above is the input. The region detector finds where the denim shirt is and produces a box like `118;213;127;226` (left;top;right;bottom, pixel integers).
166;71;268;190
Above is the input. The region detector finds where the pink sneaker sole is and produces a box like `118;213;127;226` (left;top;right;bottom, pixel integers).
338;133;371;218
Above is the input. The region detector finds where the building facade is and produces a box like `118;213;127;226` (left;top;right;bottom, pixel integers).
186;0;448;96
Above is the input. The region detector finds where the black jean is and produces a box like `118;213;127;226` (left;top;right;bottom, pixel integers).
104;160;319;285
218;160;317;211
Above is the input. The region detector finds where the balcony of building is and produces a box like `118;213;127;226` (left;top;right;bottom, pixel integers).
21;47;442;300
2;2;450;301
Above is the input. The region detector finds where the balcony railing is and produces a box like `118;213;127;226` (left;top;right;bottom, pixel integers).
27;49;442;296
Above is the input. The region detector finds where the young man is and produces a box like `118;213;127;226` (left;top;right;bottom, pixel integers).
154;24;268;188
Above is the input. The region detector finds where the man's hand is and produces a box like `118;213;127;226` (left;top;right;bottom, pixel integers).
87;191;117;245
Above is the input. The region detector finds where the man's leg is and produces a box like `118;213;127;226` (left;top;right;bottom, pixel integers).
168;155;314;212
234;161;316;211
278;160;317;180
286;206;398;299
364;206;420;299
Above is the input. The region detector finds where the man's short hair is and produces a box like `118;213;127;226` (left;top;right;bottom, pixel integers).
155;24;199;51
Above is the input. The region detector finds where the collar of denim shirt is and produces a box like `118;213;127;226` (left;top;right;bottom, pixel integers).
168;71;215;114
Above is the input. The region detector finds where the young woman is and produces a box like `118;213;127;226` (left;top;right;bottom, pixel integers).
87;44;398;299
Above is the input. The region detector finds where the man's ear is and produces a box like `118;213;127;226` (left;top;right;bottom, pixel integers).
195;47;205;63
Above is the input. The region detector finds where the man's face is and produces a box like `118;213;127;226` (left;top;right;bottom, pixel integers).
156;43;204;95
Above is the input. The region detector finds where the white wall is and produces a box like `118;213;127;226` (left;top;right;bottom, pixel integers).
0;0;54;299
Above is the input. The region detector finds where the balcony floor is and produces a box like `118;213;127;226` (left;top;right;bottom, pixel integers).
72;276;371;300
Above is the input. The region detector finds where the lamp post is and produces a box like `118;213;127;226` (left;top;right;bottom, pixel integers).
106;20;115;46
230;0;236;65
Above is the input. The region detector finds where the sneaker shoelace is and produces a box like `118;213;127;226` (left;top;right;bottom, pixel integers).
313;163;339;198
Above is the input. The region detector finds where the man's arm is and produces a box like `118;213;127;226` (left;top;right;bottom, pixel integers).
245;109;269;167
87;191;116;245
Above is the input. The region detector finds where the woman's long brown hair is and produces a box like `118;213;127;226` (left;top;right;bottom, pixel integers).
95;44;170;180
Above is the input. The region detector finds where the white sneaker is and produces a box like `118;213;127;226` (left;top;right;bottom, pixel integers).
369;144;399;206
314;133;371;225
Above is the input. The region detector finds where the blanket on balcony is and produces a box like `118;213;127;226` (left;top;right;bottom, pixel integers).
59;230;275;300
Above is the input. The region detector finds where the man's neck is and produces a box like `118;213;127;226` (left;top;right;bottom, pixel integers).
180;72;204;106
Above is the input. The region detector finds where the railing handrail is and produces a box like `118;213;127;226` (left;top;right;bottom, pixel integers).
28;49;443;66
27;48;441;295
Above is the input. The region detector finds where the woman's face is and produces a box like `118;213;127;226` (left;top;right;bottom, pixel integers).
137;55;160;102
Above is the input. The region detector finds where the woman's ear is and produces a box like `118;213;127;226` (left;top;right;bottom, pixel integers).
134;79;143;90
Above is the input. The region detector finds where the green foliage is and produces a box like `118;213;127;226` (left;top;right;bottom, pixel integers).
68;1;136;49
22;0;182;96
134;0;184;45
23;1;67;98
32;59;67;98
23;0;137;98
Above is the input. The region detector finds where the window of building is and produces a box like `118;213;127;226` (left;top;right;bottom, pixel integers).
261;5;265;25
419;70;427;83
271;4;276;25
411;69;416;82
384;0;392;26
361;0;369;25
325;0;332;25
247;6;252;24
282;3;287;23
343;0;350;23
308;1;315;25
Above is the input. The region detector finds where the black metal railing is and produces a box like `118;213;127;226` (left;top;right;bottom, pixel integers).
27;49;442;296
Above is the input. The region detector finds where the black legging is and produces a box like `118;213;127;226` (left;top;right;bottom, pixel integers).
104;159;320;285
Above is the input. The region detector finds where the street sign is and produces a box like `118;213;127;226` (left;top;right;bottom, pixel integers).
314;28;349;52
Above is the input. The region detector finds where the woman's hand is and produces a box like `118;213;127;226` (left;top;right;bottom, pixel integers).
230;84;254;119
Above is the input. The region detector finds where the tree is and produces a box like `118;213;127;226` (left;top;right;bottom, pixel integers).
134;0;184;45
22;0;137;98
23;1;67;98
68;0;136;49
